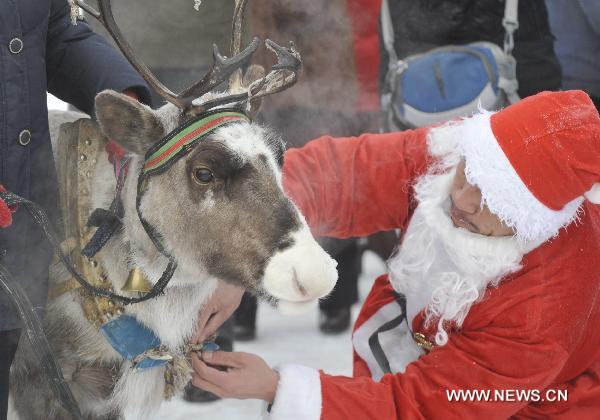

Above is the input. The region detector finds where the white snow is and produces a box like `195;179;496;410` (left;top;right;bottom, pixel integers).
150;251;387;420
47;93;68;111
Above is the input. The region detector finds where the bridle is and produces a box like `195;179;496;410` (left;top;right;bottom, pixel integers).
80;109;251;304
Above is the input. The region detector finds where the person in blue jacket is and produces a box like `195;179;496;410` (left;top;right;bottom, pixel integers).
0;2;151;418
546;0;600;109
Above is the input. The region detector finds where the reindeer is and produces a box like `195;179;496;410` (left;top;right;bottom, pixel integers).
9;1;337;418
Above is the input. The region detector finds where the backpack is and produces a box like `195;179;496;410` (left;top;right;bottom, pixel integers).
380;0;520;130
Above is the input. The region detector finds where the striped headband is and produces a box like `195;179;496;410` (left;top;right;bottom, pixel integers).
142;109;250;177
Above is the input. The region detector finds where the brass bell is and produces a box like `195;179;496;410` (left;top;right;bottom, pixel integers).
121;267;152;293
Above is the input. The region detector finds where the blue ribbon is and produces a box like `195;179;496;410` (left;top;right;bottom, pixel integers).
100;315;168;369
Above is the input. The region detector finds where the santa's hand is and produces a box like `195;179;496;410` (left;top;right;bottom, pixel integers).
0;185;17;228
191;281;245;345
191;351;279;403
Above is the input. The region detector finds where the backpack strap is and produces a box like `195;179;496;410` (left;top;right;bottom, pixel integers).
501;0;520;103
503;0;519;56
380;0;399;67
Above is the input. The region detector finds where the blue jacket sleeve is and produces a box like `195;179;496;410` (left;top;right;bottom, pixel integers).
46;0;152;114
579;0;600;35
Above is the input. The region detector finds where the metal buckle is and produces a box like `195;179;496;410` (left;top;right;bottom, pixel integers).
413;332;434;352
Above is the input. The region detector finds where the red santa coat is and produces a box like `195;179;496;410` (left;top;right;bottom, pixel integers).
268;128;600;419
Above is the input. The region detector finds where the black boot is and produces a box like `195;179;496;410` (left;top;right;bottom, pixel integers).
234;293;257;341
319;307;351;334
319;239;361;334
183;382;221;403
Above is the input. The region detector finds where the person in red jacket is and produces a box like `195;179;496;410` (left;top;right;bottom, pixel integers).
189;90;600;419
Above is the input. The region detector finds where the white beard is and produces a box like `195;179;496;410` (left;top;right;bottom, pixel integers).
387;137;538;347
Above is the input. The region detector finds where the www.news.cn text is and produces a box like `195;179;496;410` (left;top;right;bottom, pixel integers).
446;389;568;403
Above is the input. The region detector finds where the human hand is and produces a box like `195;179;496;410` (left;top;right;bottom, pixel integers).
191;351;279;403
0;185;17;228
191;281;245;344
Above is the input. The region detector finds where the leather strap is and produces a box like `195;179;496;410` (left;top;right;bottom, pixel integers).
0;190;176;305
81;157;130;258
503;0;520;55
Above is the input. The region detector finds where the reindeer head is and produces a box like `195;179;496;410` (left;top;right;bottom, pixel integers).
74;0;338;310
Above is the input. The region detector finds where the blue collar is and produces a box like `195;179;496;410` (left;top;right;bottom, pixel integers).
100;315;168;369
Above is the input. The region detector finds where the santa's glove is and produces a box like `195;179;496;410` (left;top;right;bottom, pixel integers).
0;184;17;228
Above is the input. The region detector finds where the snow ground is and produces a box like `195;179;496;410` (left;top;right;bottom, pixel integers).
48;93;68;111
151;252;387;420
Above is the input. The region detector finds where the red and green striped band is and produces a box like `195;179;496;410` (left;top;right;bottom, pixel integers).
142;109;249;176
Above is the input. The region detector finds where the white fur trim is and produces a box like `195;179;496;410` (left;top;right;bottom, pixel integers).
585;183;600;204
453;111;584;244
263;364;322;420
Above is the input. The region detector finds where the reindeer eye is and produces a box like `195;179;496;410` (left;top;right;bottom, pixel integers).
192;167;214;185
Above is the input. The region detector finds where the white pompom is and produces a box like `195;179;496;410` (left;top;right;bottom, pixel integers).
584;183;600;204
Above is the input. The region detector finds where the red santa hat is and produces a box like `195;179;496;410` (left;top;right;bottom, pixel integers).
457;90;600;244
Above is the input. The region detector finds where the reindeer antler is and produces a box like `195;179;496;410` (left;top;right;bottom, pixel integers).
70;0;301;116
228;0;248;94
178;38;261;102
189;39;301;115
189;0;301;114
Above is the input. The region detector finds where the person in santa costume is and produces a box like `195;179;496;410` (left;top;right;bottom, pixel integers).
189;89;600;419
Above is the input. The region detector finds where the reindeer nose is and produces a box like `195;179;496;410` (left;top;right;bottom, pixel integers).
262;226;338;303
292;268;309;298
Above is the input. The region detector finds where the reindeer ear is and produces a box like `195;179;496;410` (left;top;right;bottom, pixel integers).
95;90;164;155
243;65;265;120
